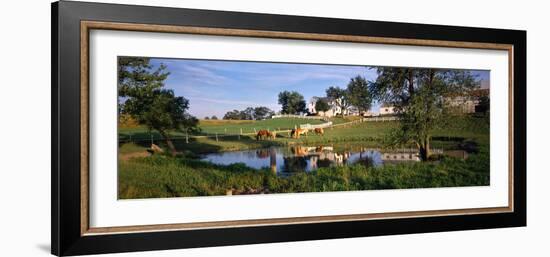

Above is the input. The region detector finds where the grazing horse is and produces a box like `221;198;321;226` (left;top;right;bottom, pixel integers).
291;128;308;139
314;128;324;136
268;131;276;139
256;129;270;140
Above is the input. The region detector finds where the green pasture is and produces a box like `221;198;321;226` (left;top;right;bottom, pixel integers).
118;115;489;155
119;118;400;154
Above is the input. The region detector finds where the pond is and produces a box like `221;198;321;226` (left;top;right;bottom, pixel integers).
201;144;468;175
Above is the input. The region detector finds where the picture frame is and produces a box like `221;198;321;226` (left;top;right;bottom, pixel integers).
52;1;526;256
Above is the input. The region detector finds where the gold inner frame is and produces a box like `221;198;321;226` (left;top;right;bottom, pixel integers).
80;20;514;236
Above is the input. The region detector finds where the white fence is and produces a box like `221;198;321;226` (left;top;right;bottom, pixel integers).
271;114;326;120
272;114;399;122
299;121;333;129
362;116;399;122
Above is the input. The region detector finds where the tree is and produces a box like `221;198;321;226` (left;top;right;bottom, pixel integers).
346;76;373;115
223;109;242;120
241;107;255;120
223;107;274;120
325;86;350;116
278;91;307;114
204;116;210;120
253;106;275;120
118;57;199;156
477;95;490;113
314;99;330;114
211;115;218;120
370;67;479;160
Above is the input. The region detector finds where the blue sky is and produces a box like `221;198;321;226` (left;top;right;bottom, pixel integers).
149;58;489;118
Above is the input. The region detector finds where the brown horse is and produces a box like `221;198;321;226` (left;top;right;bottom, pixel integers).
291;128;308;139
256;129;270;140
314;128;324;136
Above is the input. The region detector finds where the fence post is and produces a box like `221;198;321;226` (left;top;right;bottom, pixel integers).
185;131;189;144
215;133;218;142
254;128;256;133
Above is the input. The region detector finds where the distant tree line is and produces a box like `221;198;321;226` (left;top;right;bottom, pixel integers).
203;115;218;120
223;106;275;120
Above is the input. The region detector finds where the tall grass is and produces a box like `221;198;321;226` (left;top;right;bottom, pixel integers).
119;149;489;199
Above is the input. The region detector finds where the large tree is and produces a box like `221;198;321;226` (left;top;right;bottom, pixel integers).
314;98;330;114
118;57;198;155
346;76;373;115
325;86;350;116
241;107;255;120
278;91;307;115
253;106;275;120
370;67;479;160
223;109;242;120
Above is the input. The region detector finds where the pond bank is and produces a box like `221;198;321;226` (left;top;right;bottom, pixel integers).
118;148;489;199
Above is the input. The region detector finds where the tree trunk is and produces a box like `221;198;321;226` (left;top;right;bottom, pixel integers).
418;136;430;161
159;130;177;156
408;69;414;96
418;70;435;162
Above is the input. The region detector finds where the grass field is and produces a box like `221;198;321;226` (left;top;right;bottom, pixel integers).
119;117;325;137
199;118;325;134
118;115;488;155
118;114;490;198
119;117;366;139
119;118;400;154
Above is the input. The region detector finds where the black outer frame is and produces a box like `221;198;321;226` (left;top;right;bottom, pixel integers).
51;1;526;256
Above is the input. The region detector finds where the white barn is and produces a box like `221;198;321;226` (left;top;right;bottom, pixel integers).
308;97;344;117
379;104;396;116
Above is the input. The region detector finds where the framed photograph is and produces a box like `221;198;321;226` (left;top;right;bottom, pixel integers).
52;1;526;256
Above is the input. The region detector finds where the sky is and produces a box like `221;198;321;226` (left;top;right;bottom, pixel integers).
148;58;490;119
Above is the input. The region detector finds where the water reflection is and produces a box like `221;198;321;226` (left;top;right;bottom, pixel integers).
203;144;460;175
203;144;470;175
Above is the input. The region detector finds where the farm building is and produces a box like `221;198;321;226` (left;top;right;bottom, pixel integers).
308;97;344;117
307;96;362;117
379;104;396;116
444;88;489;114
